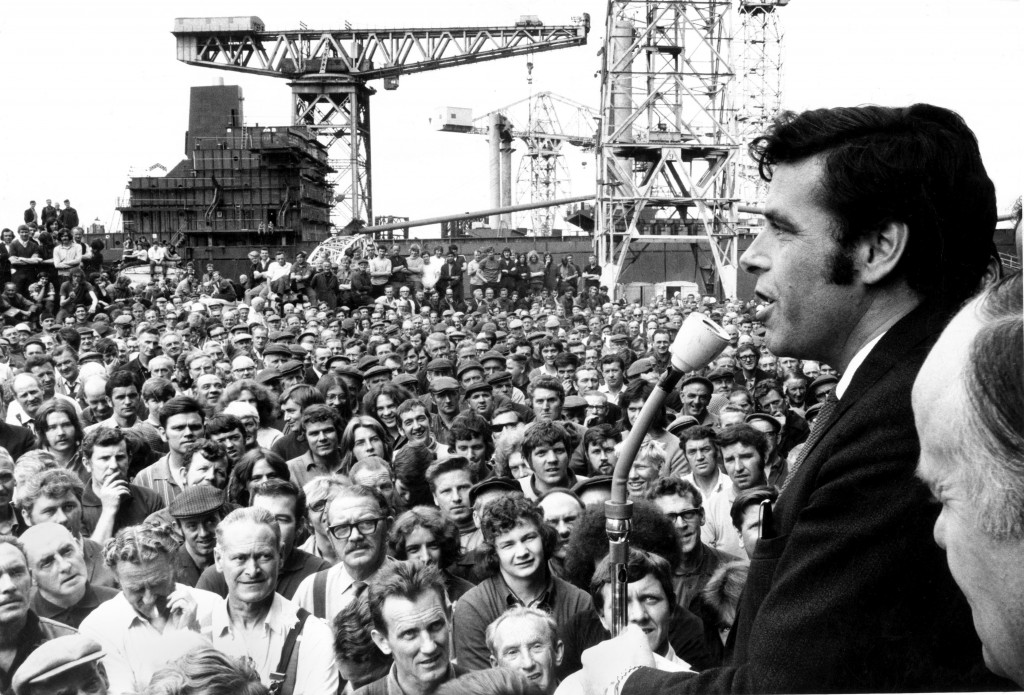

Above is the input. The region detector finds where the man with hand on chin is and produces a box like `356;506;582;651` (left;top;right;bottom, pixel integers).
80;428;163;544
80;523;221;694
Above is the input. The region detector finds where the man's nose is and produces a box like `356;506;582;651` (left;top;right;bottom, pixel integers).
739;230;768;275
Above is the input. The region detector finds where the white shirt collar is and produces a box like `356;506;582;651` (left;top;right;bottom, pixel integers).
835;332;886;400
211;593;296;638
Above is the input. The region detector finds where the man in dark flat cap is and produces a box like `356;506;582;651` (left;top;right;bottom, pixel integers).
12;634;107;695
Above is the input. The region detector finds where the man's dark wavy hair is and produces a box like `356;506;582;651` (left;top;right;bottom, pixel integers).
751;104;996;307
478;495;558;577
562;499;682;592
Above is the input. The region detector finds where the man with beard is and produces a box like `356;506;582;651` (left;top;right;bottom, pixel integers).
22;522;118;628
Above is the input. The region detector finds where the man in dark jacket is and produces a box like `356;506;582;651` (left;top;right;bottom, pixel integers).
580;104;1012;693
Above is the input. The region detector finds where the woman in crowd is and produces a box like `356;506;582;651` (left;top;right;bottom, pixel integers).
361;383;412;445
389;505;476;602
543;252;558;293
339;415;393;475
221;379;283;448
316;373;354;423
618;379;686;476
226;448;290;507
515;251;530;295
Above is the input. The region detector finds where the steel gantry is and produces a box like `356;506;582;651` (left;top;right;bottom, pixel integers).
734;0;786;208
595;0;740;298
173;15;590;228
439;91;598;235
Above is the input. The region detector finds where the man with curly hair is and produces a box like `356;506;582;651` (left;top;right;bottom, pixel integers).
452;496;593;672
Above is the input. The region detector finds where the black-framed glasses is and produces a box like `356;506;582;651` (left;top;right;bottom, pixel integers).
328;518;384;539
491;421;520;434
664;508;702;524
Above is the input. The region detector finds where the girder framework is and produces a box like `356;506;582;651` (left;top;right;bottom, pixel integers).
173;17;589;228
596;0;741;297
734;1;784;206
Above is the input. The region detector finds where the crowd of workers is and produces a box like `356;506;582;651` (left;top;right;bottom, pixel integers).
0;101;1020;695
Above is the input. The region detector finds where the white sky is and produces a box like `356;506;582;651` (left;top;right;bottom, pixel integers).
0;0;1019;232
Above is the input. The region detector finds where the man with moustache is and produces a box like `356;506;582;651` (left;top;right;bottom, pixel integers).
293;485;394;622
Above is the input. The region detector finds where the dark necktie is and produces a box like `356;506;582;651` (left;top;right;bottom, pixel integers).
781;390;840;492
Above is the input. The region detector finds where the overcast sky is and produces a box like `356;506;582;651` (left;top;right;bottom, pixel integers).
0;0;1019;233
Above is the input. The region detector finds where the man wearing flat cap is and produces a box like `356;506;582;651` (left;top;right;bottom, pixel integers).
12;634;107;695
168;486;226;588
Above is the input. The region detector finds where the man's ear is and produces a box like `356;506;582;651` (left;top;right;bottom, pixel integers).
370;628;393;656
554;638;565;666
856;221;909;286
158;425;167;443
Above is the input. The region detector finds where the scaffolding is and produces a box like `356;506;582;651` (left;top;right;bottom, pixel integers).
595;0;742;297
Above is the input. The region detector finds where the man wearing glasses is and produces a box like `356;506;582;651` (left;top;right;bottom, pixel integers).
647;477;740;614
293;484;394;621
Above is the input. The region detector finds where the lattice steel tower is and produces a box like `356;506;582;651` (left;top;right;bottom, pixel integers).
595;0;741;296
734;0;786;207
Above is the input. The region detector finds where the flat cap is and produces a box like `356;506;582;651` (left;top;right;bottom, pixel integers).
269;330;294;342
255;368;282;385
12;635;105;695
278;360;305;378
393;373;419;390
479;351;506;365
667;414;701;436
745;412;782;433
425;358;453;372
468;477;521;508
262;343;292;358
464;381;492;397
571;475;613;498
356;355;379;371
544;316;561;329
626;357;655;378
680;375;713;392
455;360;484;378
334;364;365;380
563;395;588;410
706;367;736;382
169;485;225;519
429;376;461;394
809;374;839;392
364;365;393;380
113;314;133;326
486;370;513;385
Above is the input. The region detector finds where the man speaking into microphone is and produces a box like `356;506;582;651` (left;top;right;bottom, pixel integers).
581;105;1011;693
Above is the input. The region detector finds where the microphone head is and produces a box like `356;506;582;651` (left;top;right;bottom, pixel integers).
670;312;731;373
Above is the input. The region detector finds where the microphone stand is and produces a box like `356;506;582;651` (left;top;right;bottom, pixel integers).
604;313;729;635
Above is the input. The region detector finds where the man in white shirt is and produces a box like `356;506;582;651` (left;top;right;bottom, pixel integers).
80;524;222;694
292;484;394;622
205;507;339;694
265;251;292;297
679;425;743;559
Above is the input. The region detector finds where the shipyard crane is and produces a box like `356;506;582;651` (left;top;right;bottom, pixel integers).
436;91;598;235
172;15;590;229
595;0;788;299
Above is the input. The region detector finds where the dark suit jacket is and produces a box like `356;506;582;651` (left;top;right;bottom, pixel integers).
623;302;1009;693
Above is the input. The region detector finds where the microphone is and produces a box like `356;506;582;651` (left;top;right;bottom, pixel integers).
605;311;730;635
